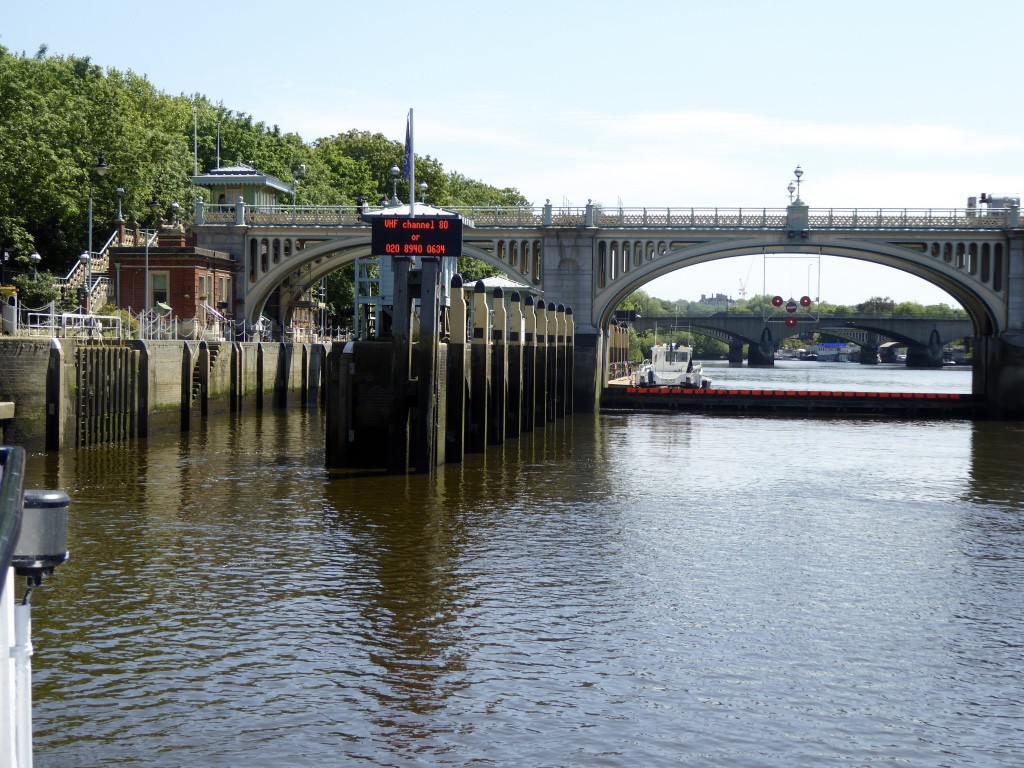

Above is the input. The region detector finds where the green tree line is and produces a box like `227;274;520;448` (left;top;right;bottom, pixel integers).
0;44;523;311
618;289;967;320
617;289;967;362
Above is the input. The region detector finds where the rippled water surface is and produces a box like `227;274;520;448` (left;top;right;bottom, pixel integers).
19;375;1024;766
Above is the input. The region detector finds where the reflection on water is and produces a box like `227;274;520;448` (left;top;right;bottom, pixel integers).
18;406;1024;767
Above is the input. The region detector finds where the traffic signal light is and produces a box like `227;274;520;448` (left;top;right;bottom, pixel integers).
800;295;812;307
772;295;783;307
785;316;798;327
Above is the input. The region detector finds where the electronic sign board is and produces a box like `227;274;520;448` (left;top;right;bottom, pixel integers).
371;215;463;258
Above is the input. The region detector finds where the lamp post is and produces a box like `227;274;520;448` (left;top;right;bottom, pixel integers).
793;164;803;203
389;163;400;206
84;153;107;313
1;251;8;285
146;197;160;312
115;187;124;224
787;181;796;203
29;252;41;280
419;180;428;204
78;252;90;312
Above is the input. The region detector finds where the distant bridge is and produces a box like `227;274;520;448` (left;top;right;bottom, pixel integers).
628;314;972;366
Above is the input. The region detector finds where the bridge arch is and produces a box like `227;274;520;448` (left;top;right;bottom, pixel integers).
592;237;1003;340
242;232;541;326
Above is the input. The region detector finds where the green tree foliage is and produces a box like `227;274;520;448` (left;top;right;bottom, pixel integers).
0;45;526;321
621;289;965;321
615;286;966;361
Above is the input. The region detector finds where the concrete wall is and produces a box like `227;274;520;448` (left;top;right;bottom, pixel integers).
0;339;60;451
0;339;324;453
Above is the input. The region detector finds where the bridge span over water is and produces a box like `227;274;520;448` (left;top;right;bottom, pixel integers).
629;314;973;367
192;198;1024;417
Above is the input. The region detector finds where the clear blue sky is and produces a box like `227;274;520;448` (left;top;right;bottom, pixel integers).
5;0;1021;306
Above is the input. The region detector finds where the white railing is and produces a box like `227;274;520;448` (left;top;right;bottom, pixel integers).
6;297;347;344
19;306;125;340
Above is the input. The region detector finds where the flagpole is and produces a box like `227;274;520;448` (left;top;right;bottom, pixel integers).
407;108;415;216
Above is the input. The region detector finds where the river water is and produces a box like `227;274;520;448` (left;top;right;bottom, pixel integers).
18;364;1024;766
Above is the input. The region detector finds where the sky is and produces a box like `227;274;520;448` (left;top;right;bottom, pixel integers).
4;0;1022;307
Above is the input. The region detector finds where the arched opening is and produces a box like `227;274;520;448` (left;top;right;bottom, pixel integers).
598;246;996;396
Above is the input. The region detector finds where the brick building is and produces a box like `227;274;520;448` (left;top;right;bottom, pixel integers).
108;224;237;320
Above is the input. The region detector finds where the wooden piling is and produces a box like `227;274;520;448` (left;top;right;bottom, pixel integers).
521;295;536;434
554;304;566;419
565;307;575;414
488;287;507;446
468;280;490;452
414;256;442;472
506;291;523;439
547;302;559;421
445;274;468;463
534;300;549;428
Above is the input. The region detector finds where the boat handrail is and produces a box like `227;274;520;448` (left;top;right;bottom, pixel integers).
0;446;25;595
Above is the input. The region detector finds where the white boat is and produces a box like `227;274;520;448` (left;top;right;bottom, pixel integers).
635;342;711;388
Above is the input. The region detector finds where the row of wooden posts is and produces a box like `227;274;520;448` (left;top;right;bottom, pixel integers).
327;255;575;474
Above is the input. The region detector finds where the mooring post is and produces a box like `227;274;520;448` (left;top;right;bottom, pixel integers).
388;255;414;473
521;295;536;434
414;255;441;472
548;302;560;421
555;304;567;419
506;291;523;439
534;300;548;428
488;287;507;446
446;274;468;463
468;280;490;452
565;306;574;414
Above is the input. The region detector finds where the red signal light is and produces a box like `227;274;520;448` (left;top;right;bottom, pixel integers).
772;295;784;307
800;295;812;307
785;317;798;327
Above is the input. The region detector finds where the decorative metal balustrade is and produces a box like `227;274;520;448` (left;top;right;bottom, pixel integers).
196;201;1018;231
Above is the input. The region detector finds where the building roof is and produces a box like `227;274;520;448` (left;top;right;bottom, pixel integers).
360;202;465;219
191;162;293;195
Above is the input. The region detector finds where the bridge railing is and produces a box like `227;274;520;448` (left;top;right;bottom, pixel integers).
197;202;1018;231
806;208;1014;230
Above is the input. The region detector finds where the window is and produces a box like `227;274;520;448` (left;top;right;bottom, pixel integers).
217;275;232;312
150;272;169;308
199;274;213;302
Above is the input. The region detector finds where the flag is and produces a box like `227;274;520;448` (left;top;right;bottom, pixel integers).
402;109;413;180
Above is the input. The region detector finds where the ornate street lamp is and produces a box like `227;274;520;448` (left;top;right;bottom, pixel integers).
419;180;428;204
793;164;803;202
29;252;41;280
389;163;400;207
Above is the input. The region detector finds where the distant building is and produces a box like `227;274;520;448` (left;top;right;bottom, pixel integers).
698;293;732;307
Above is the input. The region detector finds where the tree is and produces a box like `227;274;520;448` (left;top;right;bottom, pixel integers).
0;43;557;325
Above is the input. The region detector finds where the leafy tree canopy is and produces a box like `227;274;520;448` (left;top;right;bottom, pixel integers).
0;45;525;293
